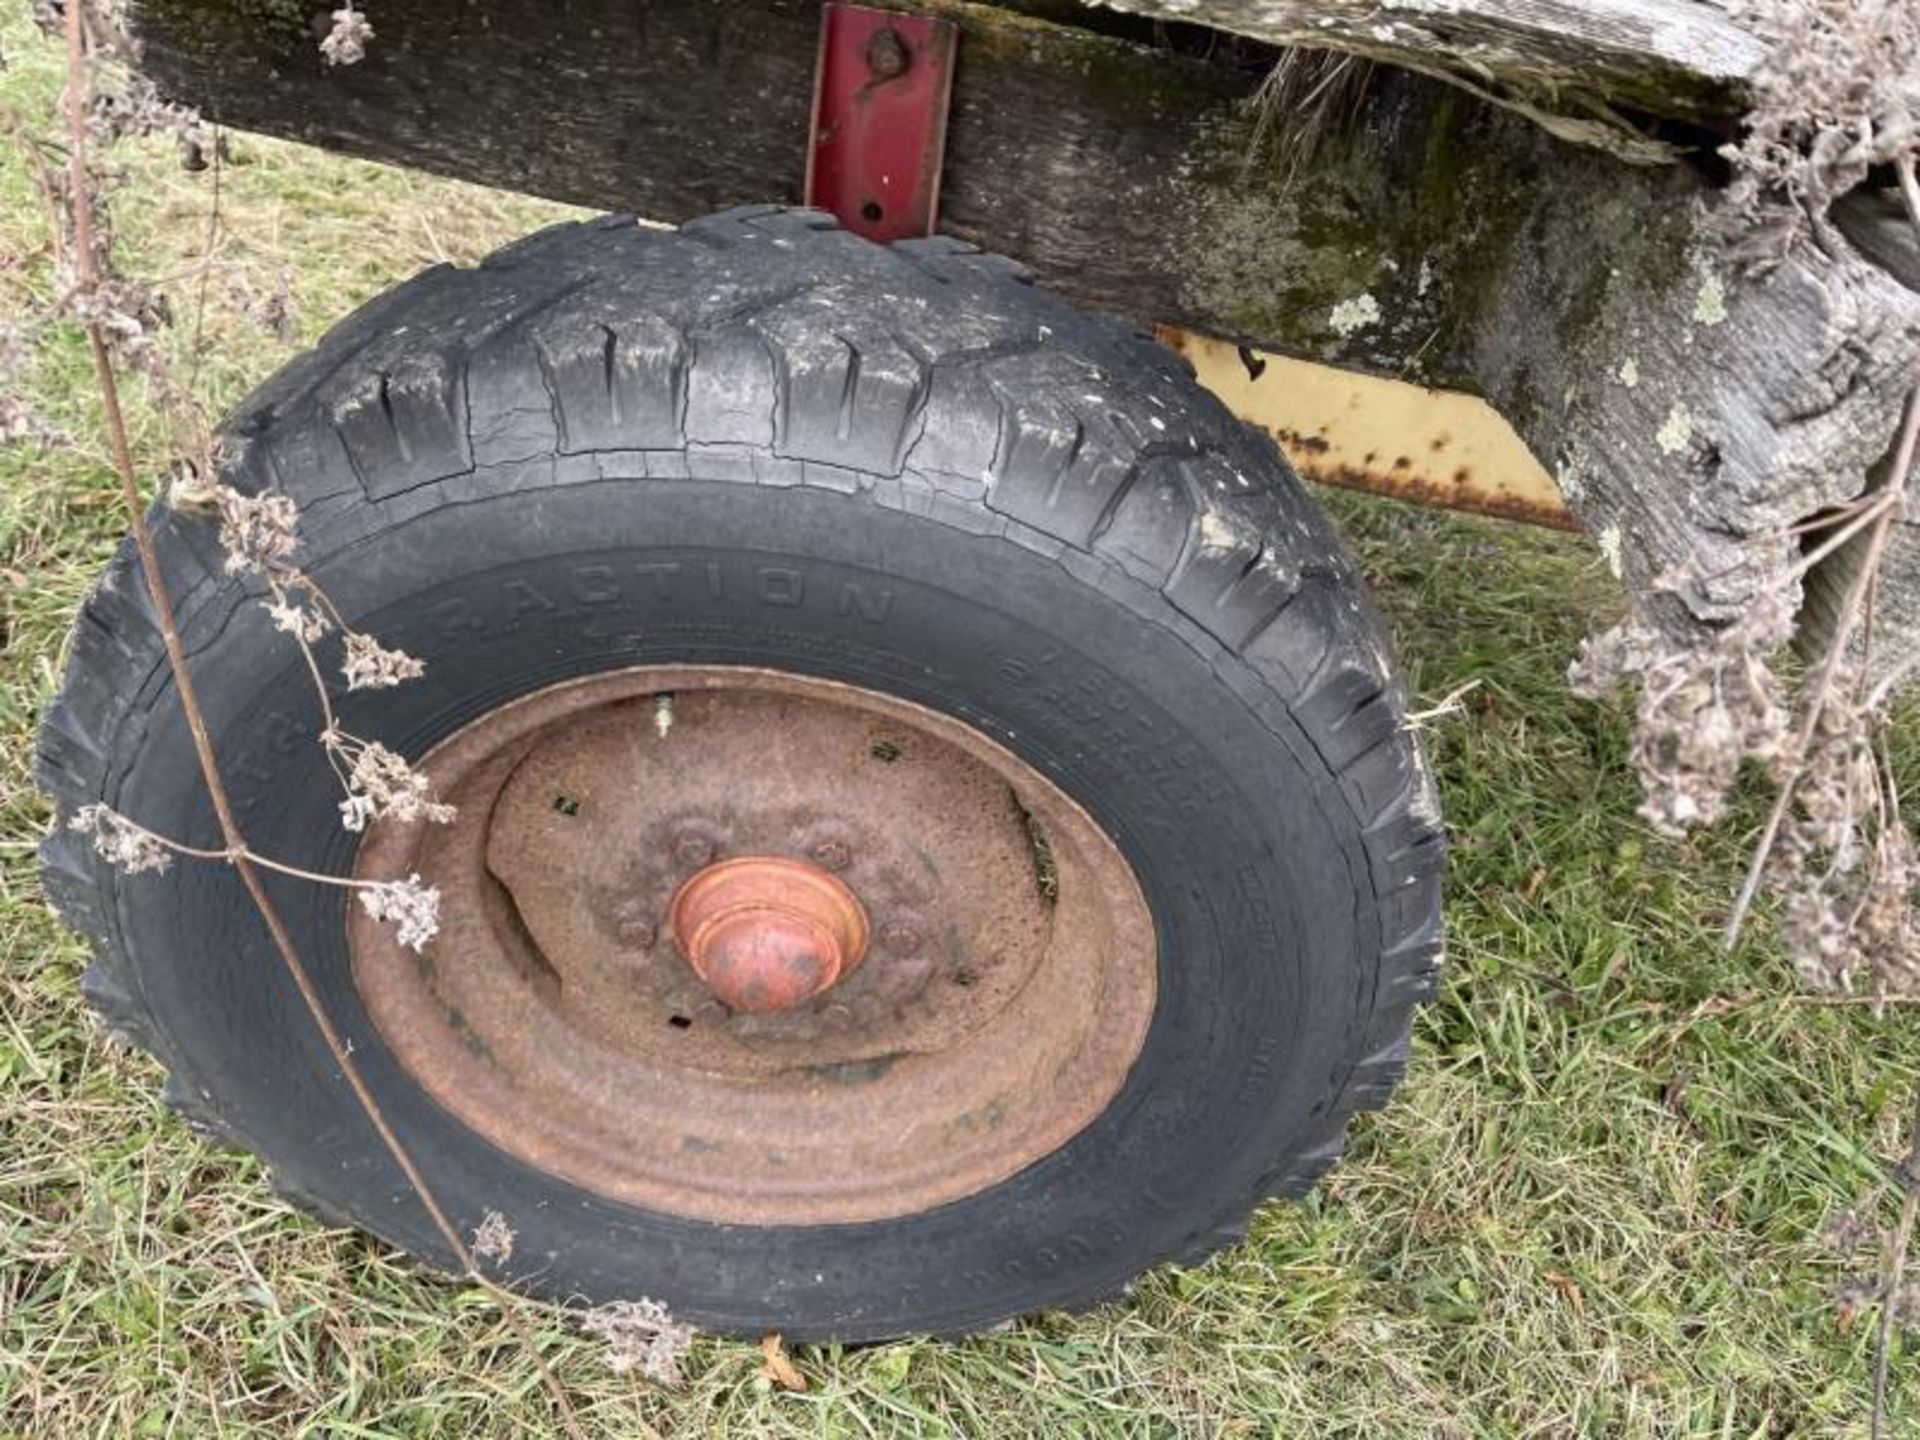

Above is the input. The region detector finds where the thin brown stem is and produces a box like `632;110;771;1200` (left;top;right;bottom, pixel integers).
2;112;67;275
101;824;234;864
185;121;222;395
59;10;583;1432
1851;149;1920;1440
293;573;352;631
1791;489;1904;579
82;809;414;890
1867;643;1920;711
1871;1088;1920;1440
1776;491;1903;539
272;583;341;735
1725;355;1920;947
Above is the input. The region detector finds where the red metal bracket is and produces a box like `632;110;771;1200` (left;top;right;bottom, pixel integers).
804;3;957;243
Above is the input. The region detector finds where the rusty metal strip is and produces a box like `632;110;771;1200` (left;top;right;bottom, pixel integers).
805;3;958;243
1156;326;1578;531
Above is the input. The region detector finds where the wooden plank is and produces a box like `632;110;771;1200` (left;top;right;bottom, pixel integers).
1088;0;1766;126
126;0;1920;646
1464;143;1920;635
123;0;1601;392
131;0;1352;371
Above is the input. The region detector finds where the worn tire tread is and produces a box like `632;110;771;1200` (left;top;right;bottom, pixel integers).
39;207;1444;1309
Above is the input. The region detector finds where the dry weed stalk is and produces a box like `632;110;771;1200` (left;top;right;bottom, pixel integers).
1247;48;1376;190
1576;3;1920;997
1575;4;1920;1421
1870;1094;1920;1438
42;5;682;1426
0;315;68;447
1717;0;1918;266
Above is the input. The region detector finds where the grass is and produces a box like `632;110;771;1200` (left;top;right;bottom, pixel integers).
3;11;1918;1435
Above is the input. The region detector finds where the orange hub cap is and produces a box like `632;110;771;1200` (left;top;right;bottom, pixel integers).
669;856;871;1013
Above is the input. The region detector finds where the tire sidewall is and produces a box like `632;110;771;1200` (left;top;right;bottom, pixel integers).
106;472;1380;1337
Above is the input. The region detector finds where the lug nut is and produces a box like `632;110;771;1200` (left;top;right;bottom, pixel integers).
674;835;716;868
611;898;657;948
878;921;922;955
810;839;853;872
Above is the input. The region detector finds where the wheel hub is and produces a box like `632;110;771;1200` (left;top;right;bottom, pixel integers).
670;856;869;1013
348;665;1156;1225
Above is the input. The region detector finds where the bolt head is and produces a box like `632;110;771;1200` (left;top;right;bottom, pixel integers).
865;28;909;79
886;954;934;992
810;838;853;872
674;835;716;868
878;921;922;955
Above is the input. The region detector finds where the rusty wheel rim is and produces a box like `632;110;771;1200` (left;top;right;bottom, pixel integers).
349;666;1156;1225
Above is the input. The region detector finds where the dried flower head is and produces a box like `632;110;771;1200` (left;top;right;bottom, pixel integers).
1578;542;1920;996
1826;1183;1920;1328
85;70;208;168
1824;1204;1879;1256
266;594;331;644
356;874;441;951
214;485;300;577
1774;748;1920;995
342;631;424;691
1717;1;1919;265
320;7;374;67
580;1298;696;1386
58;273;172;381
1;395;67;449
470;1209;515;1266
0;322;66;448
1571;584;1795;836
326;731;455;832
162;455;221;510
249;266;300;346
69;804;174;875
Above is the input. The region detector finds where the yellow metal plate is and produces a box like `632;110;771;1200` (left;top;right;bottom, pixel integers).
1157;327;1575;531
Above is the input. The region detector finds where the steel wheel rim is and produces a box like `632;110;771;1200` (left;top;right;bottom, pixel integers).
349;665;1157;1225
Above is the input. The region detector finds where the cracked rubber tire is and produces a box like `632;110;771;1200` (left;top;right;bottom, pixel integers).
38;207;1444;1340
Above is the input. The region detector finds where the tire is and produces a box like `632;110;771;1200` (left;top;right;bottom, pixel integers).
37;206;1444;1340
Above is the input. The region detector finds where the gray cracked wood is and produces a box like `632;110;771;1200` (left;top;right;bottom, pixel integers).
1801;192;1920;688
1086;0;1766;128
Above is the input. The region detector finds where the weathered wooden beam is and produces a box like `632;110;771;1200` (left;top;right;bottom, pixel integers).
128;2;1318;361
1089;0;1767;131
1466;142;1920;631
1803;193;1920;686
128;0;1524;390
127;0;1920;646
138;0;1740;395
